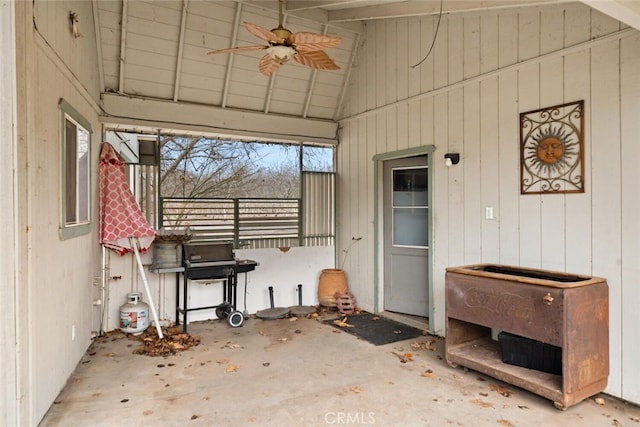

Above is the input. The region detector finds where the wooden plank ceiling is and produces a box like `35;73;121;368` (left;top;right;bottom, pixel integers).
94;0;638;135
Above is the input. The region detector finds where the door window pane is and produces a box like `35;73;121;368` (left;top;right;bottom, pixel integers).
393;168;428;247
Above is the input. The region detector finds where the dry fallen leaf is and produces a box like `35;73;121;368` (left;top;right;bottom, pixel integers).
142;410;153;416
351;386;363;394
497;419;514;427
470;399;494;408
392;351;413;363
595;397;606;406
333;317;354;328
225;364;238;373
289;317;298;322
489;384;511;397
421;369;434;378
613;420;623;427
216;359;229;365
224;343;241;349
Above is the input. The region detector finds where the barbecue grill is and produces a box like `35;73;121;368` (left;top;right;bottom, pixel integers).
178;242;257;331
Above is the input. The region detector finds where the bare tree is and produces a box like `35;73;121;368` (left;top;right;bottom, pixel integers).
160;136;302;199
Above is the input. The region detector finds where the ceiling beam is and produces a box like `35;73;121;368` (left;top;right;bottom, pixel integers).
327;0;570;22
172;0;189;102
580;0;640;31
100;93;339;144
118;0;129;92
91;0;105;93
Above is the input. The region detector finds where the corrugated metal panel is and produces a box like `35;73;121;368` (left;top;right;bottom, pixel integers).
302;172;335;246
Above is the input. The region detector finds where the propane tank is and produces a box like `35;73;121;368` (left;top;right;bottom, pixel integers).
120;292;149;335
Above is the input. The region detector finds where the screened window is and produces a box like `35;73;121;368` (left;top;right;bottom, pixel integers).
59;99;92;240
104;130;335;248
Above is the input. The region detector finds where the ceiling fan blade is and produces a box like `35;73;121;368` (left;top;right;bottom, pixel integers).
294;50;340;71
245;21;285;44
208;45;267;55
259;54;283;76
291;32;341;52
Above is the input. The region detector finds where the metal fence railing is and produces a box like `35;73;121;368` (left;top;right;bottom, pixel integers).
159;173;335;249
160;197;303;249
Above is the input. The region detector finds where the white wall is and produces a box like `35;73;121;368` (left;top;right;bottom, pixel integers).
12;1;103;424
104;246;334;329
337;2;640;403
1;1;18;425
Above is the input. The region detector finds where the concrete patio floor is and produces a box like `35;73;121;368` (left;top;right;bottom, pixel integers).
40;313;640;427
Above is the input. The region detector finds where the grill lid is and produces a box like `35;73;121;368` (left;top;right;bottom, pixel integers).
183;242;235;267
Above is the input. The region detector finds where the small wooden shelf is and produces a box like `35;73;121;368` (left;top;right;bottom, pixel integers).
446;331;563;403
445;264;609;410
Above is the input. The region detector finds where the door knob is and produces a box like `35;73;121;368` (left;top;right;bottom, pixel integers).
543;293;554;305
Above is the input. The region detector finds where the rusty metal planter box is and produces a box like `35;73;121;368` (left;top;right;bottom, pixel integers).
445;264;609;410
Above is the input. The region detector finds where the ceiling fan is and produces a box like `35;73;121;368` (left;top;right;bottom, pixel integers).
207;0;341;76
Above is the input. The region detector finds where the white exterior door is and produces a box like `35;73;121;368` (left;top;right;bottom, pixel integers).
383;156;429;317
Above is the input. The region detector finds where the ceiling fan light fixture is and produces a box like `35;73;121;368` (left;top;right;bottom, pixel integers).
267;45;295;63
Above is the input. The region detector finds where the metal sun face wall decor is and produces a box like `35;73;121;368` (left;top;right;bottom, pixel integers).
520;100;585;194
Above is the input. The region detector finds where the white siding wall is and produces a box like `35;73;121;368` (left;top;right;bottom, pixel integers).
104;246;334;328
337;2;640;403
15;1;103;423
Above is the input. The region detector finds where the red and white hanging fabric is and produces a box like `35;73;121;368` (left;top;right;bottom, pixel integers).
99;142;155;255
99;142;163;338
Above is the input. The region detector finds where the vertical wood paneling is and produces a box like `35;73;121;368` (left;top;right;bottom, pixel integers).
407;101;421;149
591;35;622;396
539;7;566;272
386;109;397;152
419;16;435;93
396;19;409;101
448;88;466;265
517;7;541;267
563;10;592;275
497;71;520;265
498;11;518;68
564;2;591;46
518;8;540;61
336;2;640;402
396;103;409;151
364;23;377;113
462;84;480;263
385;20;397;104
432;91;449;333
480;77;500;262
375;21;386;108
480;13;498;74
408;18;422;97
356;117;369;300
497;9;520;266
463;15;480;79
620;33;640;403
448;16;463;85
463;16;482;263
433;18;448;88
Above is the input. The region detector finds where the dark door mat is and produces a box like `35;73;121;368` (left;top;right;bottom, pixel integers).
324;312;425;346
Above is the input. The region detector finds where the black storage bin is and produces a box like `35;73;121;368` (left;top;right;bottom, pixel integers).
498;332;562;375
